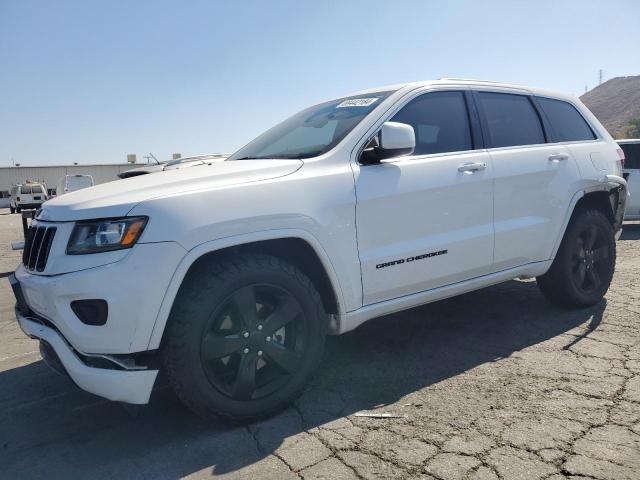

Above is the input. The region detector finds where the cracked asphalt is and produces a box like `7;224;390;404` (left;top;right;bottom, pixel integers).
1;209;639;480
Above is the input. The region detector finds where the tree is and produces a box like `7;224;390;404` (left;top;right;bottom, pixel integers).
621;118;640;138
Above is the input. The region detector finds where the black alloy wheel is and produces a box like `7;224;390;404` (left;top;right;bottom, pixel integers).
200;284;306;401
537;208;615;308
163;253;327;422
571;224;610;295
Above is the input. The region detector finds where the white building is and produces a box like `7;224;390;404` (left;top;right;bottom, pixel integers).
0;163;140;208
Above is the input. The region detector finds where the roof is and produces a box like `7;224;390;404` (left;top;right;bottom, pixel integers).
341;78;577;102
616;138;640;144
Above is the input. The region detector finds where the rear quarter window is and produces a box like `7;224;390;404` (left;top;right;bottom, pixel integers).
620;143;640;169
536;97;596;142
476;92;545;148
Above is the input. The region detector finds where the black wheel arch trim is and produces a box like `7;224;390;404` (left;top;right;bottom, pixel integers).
148;231;346;351
551;175;628;263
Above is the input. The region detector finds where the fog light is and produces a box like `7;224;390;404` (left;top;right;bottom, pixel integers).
71;299;108;326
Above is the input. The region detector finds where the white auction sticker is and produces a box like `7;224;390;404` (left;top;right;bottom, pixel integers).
336;98;379;108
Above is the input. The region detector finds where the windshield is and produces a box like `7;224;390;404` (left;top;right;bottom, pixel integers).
228;91;394;160
20;185;32;194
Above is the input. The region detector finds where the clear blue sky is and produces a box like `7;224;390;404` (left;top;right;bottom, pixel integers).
1;0;639;166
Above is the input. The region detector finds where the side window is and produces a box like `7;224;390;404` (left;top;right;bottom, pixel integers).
477;92;545;148
536;97;596;142
621;143;640;169
391;91;472;156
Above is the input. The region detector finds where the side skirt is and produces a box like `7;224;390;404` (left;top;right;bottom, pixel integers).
333;260;552;334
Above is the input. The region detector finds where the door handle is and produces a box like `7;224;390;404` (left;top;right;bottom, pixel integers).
548;153;569;162
458;162;487;173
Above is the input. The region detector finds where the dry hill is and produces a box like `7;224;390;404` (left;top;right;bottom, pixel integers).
580;75;640;138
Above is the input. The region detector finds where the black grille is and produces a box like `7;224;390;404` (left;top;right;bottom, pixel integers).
22;226;57;272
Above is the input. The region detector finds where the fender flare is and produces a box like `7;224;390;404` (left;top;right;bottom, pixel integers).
549;175;629;261
146;228;346;349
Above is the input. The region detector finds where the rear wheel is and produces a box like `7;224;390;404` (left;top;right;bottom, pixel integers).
537;208;615;308
9;206;15;214
16;207;21;213
162;253;327;422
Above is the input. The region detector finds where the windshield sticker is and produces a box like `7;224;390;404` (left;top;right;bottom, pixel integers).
336;98;379;108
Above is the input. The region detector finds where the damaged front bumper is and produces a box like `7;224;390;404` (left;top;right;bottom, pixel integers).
10;274;158;404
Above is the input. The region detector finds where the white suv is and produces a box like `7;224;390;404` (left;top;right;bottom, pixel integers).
9;79;628;421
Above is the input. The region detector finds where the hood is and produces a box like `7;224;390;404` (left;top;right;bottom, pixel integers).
38;159;303;222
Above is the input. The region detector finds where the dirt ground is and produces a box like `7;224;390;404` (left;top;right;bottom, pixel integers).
1;208;639;480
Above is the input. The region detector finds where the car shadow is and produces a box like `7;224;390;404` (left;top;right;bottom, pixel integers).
0;279;605;478
621;222;640;240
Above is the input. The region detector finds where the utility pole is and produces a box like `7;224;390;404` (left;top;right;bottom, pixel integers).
143;153;160;165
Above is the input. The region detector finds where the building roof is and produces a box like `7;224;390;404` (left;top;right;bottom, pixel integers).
0;163;144;170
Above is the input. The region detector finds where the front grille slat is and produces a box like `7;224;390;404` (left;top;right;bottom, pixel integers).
22;227;36;266
36;228;56;272
27;227;45;270
22;225;56;272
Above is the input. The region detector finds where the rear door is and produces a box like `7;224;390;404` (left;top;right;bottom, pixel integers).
355;89;494;305
19;185;35;205
32;185;46;203
474;90;582;270
67;175;92;192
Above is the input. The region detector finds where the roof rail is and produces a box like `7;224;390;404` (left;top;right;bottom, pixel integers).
438;77;503;83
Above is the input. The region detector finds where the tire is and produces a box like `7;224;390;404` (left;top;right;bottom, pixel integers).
9;206;15;214
537;208;616;308
162;253;327;422
16;207;21;213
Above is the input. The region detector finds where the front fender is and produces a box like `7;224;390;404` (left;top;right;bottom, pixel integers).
146;228;346;350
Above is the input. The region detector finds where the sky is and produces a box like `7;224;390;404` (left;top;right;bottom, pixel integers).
1;0;639;166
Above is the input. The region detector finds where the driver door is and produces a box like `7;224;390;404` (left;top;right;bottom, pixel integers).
354;90;495;305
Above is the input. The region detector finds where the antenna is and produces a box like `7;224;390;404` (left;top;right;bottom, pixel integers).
599;69;603;85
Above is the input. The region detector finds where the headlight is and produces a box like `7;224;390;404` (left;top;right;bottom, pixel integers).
67;217;148;255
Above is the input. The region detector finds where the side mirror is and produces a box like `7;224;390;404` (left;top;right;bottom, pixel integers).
361;121;415;165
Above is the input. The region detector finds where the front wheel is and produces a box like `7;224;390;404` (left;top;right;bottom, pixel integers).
162;253;327;422
537;208;616;308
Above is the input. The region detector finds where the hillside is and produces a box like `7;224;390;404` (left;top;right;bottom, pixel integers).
580;75;640;138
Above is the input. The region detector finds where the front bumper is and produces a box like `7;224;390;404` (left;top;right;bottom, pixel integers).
14;241;187;353
8;239;186;404
17;203;43;210
13;302;158;404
